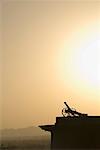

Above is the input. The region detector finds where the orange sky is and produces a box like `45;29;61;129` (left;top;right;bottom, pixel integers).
1;0;100;129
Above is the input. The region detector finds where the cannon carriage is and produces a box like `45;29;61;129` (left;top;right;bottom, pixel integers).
62;102;88;117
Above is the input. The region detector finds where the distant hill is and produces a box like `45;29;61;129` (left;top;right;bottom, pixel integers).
0;126;50;140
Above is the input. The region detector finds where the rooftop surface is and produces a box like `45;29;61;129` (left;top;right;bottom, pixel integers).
39;116;100;131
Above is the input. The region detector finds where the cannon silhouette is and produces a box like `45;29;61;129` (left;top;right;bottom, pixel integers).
62;102;88;117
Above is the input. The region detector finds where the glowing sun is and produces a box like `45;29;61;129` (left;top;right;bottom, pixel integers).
74;39;100;86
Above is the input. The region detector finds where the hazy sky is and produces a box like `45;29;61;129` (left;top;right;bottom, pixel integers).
1;0;100;129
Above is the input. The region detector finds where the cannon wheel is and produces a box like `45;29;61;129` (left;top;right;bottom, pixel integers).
62;108;70;117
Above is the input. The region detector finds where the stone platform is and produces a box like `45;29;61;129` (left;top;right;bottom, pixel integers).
39;116;100;149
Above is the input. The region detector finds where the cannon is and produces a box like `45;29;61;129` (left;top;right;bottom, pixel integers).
62;102;88;117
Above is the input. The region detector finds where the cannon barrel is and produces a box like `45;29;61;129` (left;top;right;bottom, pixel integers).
64;102;70;109
63;101;88;117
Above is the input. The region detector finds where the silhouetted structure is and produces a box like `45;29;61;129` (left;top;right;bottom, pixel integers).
39;102;100;149
62;102;88;117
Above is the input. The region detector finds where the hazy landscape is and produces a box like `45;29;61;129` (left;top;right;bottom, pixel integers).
1;0;100;149
0;126;50;149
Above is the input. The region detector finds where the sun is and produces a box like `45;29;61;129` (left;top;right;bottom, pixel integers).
75;39;100;86
59;39;100;87
57;23;100;89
